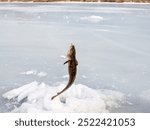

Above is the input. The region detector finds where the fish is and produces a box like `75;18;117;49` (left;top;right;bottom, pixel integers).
51;44;78;100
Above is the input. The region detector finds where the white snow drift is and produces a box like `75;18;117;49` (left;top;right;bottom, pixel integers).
3;81;125;113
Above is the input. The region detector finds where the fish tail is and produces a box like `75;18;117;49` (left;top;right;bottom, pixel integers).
51;95;58;100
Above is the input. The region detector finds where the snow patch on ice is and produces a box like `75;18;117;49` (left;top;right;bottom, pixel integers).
21;70;37;75
82;75;88;79
60;55;66;59
80;15;104;23
3;82;125;113
37;72;47;78
62;75;69;79
21;70;47;78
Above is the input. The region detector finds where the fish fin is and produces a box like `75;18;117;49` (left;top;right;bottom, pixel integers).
51;92;61;100
76;60;78;65
51;95;57;100
64;60;70;65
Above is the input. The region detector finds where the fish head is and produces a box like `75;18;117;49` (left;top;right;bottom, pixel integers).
70;43;76;52
68;43;76;57
70;43;75;49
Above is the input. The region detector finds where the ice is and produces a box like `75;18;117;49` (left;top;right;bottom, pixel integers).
80;15;104;23
0;3;150;112
3;82;125;113
81;75;88;79
139;89;150;102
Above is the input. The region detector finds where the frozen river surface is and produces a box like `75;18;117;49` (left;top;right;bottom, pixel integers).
0;3;150;112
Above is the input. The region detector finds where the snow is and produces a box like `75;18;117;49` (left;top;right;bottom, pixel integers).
21;70;47;78
37;72;47;78
60;55;66;59
3;82;125;113
62;75;69;79
21;70;37;75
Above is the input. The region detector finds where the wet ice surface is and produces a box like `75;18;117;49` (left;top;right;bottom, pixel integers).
0;3;150;112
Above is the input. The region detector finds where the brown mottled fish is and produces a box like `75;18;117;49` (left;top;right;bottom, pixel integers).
51;44;78;100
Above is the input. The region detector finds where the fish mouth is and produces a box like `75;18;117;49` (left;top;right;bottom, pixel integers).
70;43;75;50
